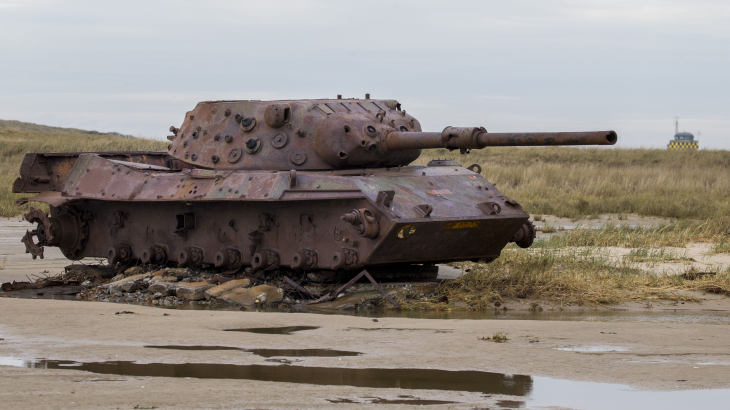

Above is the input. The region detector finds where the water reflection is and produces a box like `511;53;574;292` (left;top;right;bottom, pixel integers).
224;326;320;334
4;357;730;409
13;358;533;396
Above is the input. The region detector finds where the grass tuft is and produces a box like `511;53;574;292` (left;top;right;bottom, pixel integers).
401;246;729;310
479;332;509;343
711;241;730;254
0;126;167;217
533;218;730;249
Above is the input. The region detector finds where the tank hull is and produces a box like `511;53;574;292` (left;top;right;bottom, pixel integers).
16;153;529;271
48;199;525;268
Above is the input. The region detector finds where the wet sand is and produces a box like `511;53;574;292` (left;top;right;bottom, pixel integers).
3;217;730;409
531;213;672;230
0;217;81;284
2;298;730;409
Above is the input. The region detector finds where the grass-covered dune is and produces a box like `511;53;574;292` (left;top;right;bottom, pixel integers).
0;119;137;137
0;120;167;217
418;147;730;220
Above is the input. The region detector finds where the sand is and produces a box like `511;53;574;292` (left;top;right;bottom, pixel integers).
3;216;730;409
2;298;730;409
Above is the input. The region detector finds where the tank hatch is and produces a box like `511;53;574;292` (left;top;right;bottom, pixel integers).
167;98;422;171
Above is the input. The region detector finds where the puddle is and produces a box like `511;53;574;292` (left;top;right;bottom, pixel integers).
144;345;361;358
496;400;525;408
0;357;25;367
556;346;629;352
224;326;319;334
335;309;730;325
344;327;453;333
327;396;455;405
8;286;730;327
9;287;730;327
0;291;78;301
249;348;359;357
7;358;532;395
3;357;730;409
145;345;241;352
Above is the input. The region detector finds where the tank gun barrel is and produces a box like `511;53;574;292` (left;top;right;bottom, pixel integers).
384;127;617;151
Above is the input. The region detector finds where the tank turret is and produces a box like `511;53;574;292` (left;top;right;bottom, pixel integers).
168;98;616;171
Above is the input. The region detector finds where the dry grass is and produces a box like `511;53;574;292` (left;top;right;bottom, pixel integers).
0;126;167;217
479;332;509;343
400;218;730;310
401;247;730;310
534;218;730;249
536;225;559;233
712;241;730;255
417;147;730;220
623;248;694;265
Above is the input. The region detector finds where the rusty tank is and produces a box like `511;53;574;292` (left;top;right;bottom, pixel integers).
13;96;616;279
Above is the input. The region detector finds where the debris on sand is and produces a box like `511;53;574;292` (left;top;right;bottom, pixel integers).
1;263;411;311
479;332;509;343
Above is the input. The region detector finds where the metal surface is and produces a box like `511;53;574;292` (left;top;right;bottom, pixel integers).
384;129;617;151
299;269;401;308
14;97;616;277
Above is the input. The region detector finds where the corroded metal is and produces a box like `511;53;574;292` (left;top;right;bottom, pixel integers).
384;129;617;150
14;97;616;276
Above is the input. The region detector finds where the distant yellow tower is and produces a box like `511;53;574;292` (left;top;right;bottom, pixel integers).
668;117;699;150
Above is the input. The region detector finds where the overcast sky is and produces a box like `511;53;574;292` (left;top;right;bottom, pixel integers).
0;0;728;148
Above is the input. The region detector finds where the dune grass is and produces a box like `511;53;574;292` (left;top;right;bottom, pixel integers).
395;216;730;310
399;217;730;310
417;147;730;220
533;218;730;249
0;119;136;137
0;125;167;217
713;241;730;254
401;248;730;310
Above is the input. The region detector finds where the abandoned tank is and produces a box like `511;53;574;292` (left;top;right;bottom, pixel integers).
13;96;617;279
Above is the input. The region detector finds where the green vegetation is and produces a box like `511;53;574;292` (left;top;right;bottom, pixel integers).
0;121;167;217
417;147;730;220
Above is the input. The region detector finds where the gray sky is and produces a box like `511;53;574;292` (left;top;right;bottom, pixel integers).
1;0;728;148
